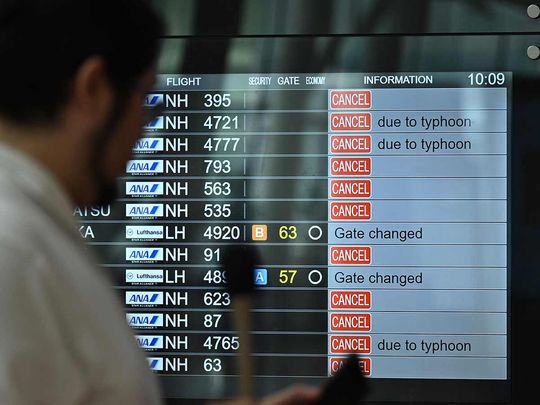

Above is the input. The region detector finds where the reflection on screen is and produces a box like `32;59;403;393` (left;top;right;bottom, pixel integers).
76;71;510;401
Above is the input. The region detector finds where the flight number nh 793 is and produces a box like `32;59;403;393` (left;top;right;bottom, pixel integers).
204;159;231;174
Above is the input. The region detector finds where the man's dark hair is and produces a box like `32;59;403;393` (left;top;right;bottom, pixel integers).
0;0;163;125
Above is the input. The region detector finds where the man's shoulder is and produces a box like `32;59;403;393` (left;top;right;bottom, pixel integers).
0;188;60;289
0;239;47;311
0;197;40;247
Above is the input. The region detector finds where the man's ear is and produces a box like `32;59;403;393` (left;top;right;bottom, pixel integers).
68;56;114;127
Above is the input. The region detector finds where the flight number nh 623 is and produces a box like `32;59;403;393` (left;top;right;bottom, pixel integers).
203;291;231;306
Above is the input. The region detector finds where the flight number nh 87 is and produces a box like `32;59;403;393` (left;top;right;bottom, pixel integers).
203;313;223;328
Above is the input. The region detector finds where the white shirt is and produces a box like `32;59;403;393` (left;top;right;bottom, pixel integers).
0;143;163;404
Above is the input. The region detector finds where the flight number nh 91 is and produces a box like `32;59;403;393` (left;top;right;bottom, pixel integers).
203;248;221;262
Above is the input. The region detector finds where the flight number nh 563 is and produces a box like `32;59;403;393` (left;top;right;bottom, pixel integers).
204;182;231;196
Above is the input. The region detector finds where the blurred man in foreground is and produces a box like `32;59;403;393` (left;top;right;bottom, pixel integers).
0;1;318;403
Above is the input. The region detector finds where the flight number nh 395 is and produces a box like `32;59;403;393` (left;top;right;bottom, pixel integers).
203;93;231;108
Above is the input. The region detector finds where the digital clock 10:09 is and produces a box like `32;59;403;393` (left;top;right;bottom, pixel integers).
468;72;506;86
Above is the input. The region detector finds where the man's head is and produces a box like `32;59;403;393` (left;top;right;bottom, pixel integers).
0;0;163;205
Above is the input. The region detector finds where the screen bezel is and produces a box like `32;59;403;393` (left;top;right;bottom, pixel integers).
145;32;540;404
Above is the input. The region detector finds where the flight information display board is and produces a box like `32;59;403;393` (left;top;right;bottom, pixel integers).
76;71;510;401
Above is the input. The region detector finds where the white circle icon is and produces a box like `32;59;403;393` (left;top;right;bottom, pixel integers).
308;225;323;241
308;270;323;285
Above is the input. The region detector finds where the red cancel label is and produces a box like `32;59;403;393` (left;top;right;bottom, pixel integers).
331;246;371;265
330;291;372;309
331;158;371;176
330;335;371;354
330;357;372;376
331;135;372;153
331;180;371;198
330;313;371;331
330;113;371;131
330;91;372;109
330;202;371;220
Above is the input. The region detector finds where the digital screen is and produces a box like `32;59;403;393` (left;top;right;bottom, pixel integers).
76;71;510;402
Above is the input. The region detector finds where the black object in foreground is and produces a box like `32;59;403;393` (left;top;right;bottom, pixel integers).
222;244;259;296
316;354;369;405
222;244;260;399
